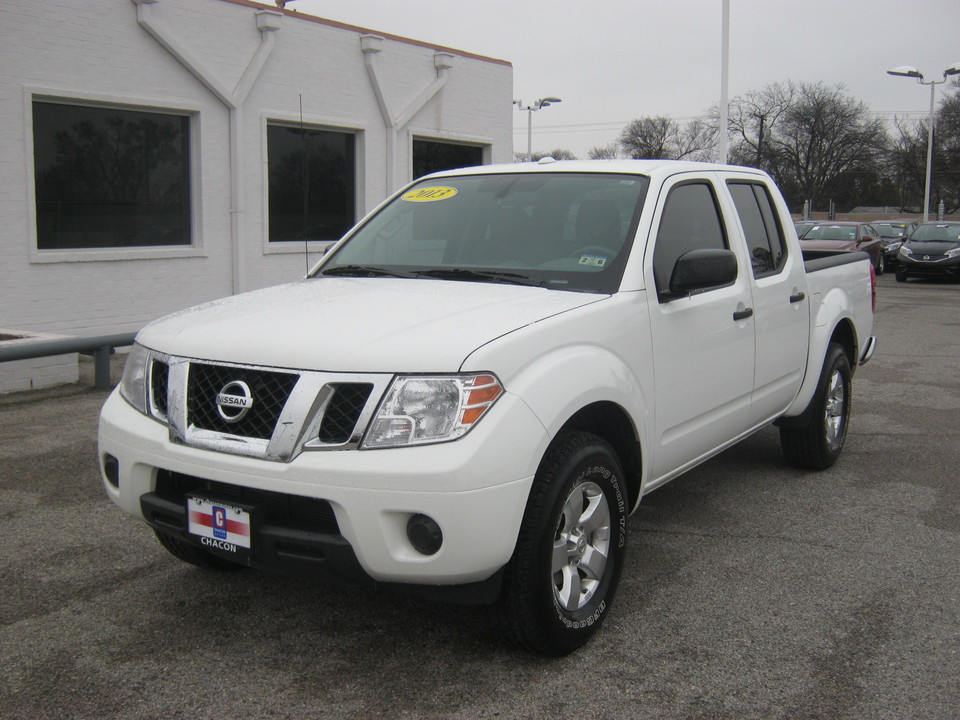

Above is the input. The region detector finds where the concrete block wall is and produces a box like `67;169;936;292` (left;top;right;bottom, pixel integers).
0;331;79;393
0;0;513;340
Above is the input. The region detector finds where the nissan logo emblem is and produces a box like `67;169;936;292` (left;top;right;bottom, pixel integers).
216;380;253;423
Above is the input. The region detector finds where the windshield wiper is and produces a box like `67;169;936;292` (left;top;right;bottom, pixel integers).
320;265;409;278
414;268;539;286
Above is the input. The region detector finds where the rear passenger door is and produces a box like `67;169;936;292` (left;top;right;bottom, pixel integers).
726;177;809;422
645;174;756;481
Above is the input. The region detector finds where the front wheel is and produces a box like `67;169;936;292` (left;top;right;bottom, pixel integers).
779;343;852;470
497;432;628;656
895;266;909;282
876;253;885;275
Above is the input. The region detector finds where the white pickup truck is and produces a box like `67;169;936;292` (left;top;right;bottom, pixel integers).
99;160;876;655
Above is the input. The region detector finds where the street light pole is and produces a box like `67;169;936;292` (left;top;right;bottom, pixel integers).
514;97;562;160
887;63;960;221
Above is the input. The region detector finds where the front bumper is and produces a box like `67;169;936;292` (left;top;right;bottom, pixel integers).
897;253;960;276
99;388;547;589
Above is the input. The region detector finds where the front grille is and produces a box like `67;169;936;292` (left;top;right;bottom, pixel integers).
155;470;339;534
188;363;299;440
319;383;373;444
151;360;169;417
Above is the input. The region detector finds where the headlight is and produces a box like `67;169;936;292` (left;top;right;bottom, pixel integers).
363;374;503;448
946;247;960;258
119;343;149;415
899;245;913;257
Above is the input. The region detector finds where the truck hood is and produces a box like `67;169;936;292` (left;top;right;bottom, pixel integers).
136;277;603;372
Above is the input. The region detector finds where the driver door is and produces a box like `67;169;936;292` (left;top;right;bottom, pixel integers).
645;175;756;482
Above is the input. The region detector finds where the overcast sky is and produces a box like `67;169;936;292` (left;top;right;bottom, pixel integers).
292;0;960;158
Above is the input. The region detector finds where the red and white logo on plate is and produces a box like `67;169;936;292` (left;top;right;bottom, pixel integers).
187;498;251;549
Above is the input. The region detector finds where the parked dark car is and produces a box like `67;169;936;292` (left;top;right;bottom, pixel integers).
895;221;960;282
798;221;886;274
873;220;918;267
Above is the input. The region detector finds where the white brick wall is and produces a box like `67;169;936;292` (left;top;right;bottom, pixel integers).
0;0;513;338
0;331;79;393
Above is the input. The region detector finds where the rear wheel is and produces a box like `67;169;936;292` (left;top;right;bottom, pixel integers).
497;432;628;656
153;530;245;571
780;343;852;470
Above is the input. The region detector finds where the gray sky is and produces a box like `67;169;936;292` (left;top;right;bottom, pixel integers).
291;0;960;158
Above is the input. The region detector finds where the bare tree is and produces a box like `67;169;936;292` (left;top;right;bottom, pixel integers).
936;81;960;213
888;80;960;213
764;82;889;210
588;143;621;160
619;116;713;160
725;82;796;170
619;117;677;159
514;148;578;162
675;117;718;162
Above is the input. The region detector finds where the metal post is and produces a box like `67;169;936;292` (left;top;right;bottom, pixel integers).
527;108;533;160
923;81;936;222
717;0;730;164
94;346;113;391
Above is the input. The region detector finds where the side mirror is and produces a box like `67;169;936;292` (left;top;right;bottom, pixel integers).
665;248;738;299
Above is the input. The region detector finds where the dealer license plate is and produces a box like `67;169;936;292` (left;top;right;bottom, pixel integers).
186;496;252;553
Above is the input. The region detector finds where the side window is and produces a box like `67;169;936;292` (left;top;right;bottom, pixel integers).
653;182;727;295
728;181;787;277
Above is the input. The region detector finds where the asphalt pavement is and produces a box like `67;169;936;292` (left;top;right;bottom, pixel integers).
1;273;958;720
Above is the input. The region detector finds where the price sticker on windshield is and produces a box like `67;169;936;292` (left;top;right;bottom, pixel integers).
402;186;458;202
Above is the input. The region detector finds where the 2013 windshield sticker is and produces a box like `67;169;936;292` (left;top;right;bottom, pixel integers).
578;254;608;268
401;186;458;202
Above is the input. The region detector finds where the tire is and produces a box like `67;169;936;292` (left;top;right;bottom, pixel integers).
876;254;885;276
895;266;908;282
153;529;245;571
779;343;852;471
497;431;628;656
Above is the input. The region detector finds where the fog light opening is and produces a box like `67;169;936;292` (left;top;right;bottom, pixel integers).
407;514;443;556
103;454;119;488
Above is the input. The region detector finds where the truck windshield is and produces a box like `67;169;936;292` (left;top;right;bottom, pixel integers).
315;172;649;294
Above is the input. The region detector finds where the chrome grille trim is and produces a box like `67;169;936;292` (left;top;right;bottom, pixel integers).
142;352;391;462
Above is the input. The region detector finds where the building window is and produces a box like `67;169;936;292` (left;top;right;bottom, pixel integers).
413;139;483;179
32;100;191;249
267;124;355;242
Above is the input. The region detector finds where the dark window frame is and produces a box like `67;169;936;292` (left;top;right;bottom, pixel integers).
652;180;731;299
266;122;357;244
32;98;193;251
727;180;788;279
412;137;485;180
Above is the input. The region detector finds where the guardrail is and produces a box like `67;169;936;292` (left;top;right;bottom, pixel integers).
0;332;138;390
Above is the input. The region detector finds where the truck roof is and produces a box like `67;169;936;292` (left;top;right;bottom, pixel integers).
421;158;769;181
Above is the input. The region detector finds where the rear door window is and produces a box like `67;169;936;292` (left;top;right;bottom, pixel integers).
728;181;787;278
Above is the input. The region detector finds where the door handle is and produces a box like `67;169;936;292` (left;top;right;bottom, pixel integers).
790;292;806;303
733;308;754;321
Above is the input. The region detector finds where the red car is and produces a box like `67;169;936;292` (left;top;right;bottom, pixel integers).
798;221;886;274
